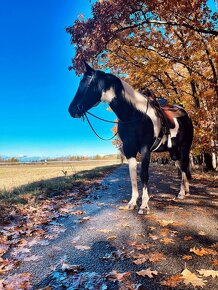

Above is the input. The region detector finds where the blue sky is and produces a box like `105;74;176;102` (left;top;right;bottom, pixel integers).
0;0;117;157
0;1;216;158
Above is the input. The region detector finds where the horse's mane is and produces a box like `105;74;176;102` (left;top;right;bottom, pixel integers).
120;79;151;114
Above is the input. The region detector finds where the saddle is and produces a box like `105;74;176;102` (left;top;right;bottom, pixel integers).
150;97;185;131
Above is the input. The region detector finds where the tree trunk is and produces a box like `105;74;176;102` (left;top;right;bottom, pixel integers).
204;153;214;171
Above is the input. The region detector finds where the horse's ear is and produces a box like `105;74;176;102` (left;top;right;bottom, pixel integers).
84;61;95;75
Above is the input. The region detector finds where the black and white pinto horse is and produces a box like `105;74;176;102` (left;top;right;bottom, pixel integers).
68;63;193;214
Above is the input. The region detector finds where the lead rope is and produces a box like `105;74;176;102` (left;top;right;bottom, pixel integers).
84;113;118;141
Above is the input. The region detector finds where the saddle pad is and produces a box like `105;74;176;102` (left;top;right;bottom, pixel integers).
161;106;186;128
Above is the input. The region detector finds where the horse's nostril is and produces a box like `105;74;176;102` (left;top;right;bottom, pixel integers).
77;104;84;112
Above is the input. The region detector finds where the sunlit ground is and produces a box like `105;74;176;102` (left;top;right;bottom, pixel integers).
0;160;120;190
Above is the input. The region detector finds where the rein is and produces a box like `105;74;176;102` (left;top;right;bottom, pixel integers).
84;110;145;141
84;113;118;141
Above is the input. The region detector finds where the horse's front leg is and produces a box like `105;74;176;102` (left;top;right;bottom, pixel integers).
138;148;150;215
127;157;139;210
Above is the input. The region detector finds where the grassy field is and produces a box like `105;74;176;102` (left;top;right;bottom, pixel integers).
0;160;120;191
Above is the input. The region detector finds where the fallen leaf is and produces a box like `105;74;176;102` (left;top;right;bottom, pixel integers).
119;206;129;210
160;274;183;287
182;255;193;261
0;259;15;274
101;250;127;261
2;272;32;289
107;270;131;281
212;259;218;266
136;268;158;278
78;216;90;223
159;228;171;237
107;236;117;241
61;262;83;272
148;233;158;240
23;255;42;262
97;229;112;234
71;210;85;215
134;233;146;239
184;235;193;241
133;252;166;264
149;252;166;263
197;269;218;278
158;220;174;227
71;236;80;244
130;241;154;250
119;281;142;290
122;200;128;203
190;247;217;256
160;237;174;245
181;268;206;287
211;242;218;249
74;245;90;251
198;231;206;236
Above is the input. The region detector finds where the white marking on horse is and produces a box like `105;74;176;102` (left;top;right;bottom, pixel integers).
138;186;150;214
176;161;190;199
128;157;139;209
121;80;161;137
170;118;179;138
101;87;116;103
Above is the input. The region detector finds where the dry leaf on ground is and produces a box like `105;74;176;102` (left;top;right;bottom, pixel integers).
190;247;217;256
197;269;218;278
149;252;166;262
2;272;32;290
198;231;206;236
212;259;218;266
118;206;129;210
184;235;193;241
160;237;174;245
182;255;193;261
107;236;117;241
129;241;154;250
136;268;158;278
158;220;174;226
71;210;85;215
133;252;166;264
160;274;183;287
107;270;131;281
61;262;83;273
74;245;90;251
181;268;206;287
148;233;158;240
23;255;42;262
97;229;112;234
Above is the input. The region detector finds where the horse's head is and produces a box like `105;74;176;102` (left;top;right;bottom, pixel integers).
68;63;107;118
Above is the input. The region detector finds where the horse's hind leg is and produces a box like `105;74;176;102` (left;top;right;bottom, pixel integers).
127;157;139;209
177;146;191;199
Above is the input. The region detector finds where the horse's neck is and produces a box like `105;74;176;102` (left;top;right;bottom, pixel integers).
120;80;149;114
109;92;141;122
118;80;161;137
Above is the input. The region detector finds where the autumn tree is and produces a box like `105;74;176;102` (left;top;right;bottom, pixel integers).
67;0;218;169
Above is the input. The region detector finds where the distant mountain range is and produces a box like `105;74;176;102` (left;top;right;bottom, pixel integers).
0;155;49;162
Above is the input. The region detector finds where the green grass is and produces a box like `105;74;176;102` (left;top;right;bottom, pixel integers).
0;164;120;206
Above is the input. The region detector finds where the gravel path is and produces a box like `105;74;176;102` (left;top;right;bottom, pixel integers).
4;164;218;289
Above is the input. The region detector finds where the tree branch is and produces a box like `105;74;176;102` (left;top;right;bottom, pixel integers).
114;19;218;36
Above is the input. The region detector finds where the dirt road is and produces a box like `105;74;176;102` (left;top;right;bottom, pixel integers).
1;165;218;289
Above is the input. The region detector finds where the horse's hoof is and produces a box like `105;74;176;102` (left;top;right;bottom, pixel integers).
138;208;150;215
128;204;136;210
185;193;190;196
177;194;185;199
